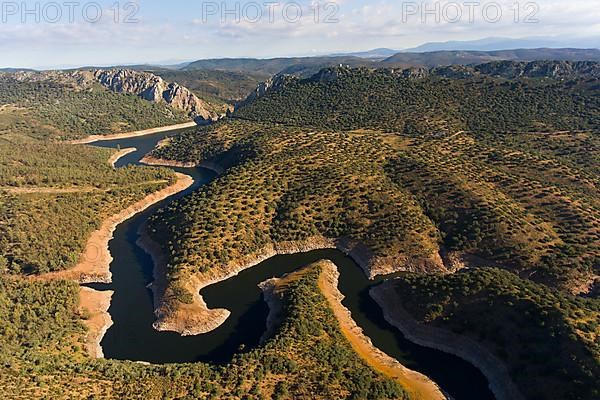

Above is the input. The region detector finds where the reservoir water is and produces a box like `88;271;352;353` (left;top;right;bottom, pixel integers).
90;128;495;400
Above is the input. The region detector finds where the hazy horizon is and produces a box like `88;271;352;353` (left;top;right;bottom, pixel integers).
1;0;600;69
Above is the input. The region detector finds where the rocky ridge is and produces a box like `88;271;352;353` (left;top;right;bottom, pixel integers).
3;69;220;123
87;69;219;122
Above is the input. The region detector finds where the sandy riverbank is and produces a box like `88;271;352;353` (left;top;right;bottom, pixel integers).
144;232;444;336
107;147;137;167
36;172;193;357
371;281;525;400
68;121;198;144
79;287;114;358
318;261;446;400
259;260;445;400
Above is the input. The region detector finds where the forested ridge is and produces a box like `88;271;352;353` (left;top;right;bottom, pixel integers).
234;64;599;134
383;269;599;400
148;62;599;399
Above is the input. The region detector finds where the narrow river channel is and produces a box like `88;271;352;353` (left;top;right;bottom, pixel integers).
89;127;495;400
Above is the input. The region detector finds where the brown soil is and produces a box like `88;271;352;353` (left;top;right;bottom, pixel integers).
68;121;197;144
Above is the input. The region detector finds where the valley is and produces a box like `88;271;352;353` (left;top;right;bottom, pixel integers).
0;56;598;400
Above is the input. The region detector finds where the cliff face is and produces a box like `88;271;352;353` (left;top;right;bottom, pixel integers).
89;69;218;122
6;69;219;123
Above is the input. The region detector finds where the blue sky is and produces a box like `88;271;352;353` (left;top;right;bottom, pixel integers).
1;0;599;68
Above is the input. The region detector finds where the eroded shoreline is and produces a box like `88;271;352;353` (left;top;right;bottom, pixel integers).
371;282;524;400
69;121;198;145
146;233;445;336
37;171;194;358
259;260;446;400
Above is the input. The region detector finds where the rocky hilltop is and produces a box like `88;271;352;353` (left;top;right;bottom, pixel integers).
5;69;220;123
237;60;600;109
88;70;218;122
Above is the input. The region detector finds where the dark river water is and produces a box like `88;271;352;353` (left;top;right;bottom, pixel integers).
90;128;495;400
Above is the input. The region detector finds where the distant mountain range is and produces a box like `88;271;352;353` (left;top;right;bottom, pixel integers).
329;48;399;59
402;37;599;52
179;48;600;77
380;48;600;68
182;56;370;76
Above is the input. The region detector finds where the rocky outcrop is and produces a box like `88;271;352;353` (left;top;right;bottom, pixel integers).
5;69;219;123
371;281;525;400
88;69;219;122
236;73;297;109
473;60;600;79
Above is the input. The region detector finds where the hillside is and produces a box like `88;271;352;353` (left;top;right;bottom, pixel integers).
234;62;599;134
153;69;266;105
0;261;407;399
180;49;600;79
0;72;192;140
183;56;372;76
146;62;599;397
372;269;599;400
381;48;600;67
0;136;176;274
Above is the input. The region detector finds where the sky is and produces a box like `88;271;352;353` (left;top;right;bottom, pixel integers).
1;0;599;69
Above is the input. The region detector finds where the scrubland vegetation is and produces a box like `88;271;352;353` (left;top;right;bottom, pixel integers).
387;269;599;400
0;75;188;140
234;66;598;135
0;262;405;399
154;69;266;105
0;61;598;398
0;135;174;274
149;63;599;398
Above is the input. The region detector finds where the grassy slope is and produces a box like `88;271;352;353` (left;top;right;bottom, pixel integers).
0;262;406;399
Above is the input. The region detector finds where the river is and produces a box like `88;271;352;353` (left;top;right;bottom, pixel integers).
90;128;495;400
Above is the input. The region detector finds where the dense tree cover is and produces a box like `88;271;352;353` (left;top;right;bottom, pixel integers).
149;121;441;301
154;69;267;105
234;67;599;134
387;268;599;400
0;136;175;274
0;263;405;399
0;76;188;140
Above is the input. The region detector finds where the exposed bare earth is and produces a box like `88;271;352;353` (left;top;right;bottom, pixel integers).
107;147;137;166
68;121;197;144
35;172;194;358
79;287;114;358
259;261;445;400
146;232;445;336
371;281;525;400
37;173;193;284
